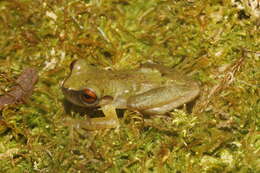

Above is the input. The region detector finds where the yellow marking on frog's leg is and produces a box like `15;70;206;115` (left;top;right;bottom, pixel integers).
63;105;119;130
77;105;120;130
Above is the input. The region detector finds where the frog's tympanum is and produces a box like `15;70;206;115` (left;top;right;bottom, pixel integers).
62;59;200;130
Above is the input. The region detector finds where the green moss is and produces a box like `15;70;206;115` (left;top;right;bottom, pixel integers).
0;0;259;172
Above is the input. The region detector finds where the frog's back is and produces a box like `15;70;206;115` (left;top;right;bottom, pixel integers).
90;64;198;97
103;66;175;95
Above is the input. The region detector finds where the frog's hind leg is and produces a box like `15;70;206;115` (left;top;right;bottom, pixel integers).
127;82;200;115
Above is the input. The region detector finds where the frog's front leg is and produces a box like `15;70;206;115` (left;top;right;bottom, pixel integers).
127;82;199;115
71;105;120;130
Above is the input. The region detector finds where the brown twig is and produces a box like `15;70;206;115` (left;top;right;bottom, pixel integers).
0;68;38;110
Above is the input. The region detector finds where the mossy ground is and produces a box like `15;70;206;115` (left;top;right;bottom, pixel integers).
0;0;259;172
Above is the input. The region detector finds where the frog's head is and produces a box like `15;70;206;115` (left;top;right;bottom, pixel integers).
62;59;113;108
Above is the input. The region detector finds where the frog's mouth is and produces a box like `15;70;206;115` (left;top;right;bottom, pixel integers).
62;87;99;108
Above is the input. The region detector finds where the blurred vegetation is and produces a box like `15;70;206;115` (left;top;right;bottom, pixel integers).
0;0;259;172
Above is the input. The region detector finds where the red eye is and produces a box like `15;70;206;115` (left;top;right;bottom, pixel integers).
81;88;97;104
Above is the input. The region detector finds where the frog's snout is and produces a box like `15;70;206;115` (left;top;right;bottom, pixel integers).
62;87;83;107
62;87;77;104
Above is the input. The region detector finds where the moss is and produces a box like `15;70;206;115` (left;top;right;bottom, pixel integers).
0;0;259;172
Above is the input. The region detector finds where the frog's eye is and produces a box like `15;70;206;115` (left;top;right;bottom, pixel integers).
70;60;78;71
81;88;97;104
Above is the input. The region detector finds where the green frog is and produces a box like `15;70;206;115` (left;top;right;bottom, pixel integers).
62;59;200;130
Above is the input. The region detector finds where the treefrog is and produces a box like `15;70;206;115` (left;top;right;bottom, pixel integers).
62;59;200;130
